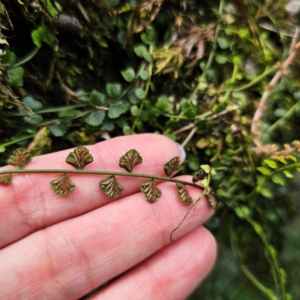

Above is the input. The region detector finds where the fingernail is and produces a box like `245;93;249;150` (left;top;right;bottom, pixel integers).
175;143;186;162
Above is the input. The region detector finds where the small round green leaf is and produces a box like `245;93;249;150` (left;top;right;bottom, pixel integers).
188;155;200;171
7;66;24;86
128;88;141;104
3;50;16;65
155;97;170;113
106;83;122;98
77;90;89;102
183;107;197;120
134;44;146;57
139;70;149;80
22;96;43;110
49;119;72;136
85;110;105;126
131;105;139;116
89;90;106;105
134;44;152;62
135;88;145;99
31;25;54;48
140;33;151;44
293;91;300;101
274;108;287;117
235;205;251;219
103;122;115;131
215;55;228;64
217;37;229;49
121;67;135;82
108;102;123;119
123;125;131;135
24;114;43;125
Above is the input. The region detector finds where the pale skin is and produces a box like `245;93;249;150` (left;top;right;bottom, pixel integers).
0;134;217;299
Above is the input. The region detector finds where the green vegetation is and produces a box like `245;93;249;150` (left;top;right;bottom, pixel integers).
1;0;300;299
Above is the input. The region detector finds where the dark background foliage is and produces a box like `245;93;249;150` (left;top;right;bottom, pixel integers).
1;0;300;299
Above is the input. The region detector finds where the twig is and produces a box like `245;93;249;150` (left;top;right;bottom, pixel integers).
174;104;239;148
3;4;14;30
173;105;239;136
75;1;91;25
95;106;109;111
55;72;79;103
207;105;239;120
181;126;197;148
251;41;300;147
173;123;194;135
170;195;203;241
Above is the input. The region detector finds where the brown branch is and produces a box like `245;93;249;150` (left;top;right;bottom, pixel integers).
76;2;91;25
55;72;79;104
181;126;197;148
251;41;300;147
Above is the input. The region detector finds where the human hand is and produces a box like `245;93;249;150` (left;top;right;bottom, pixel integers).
0;134;216;299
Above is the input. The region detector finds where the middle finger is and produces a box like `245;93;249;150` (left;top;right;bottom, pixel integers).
0;176;213;299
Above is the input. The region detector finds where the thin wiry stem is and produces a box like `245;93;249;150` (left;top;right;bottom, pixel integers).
0;169;205;190
181;126;197;148
170;195;204;241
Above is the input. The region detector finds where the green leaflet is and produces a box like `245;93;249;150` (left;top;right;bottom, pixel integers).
7;66;24;87
119;149;142;172
99;176;123;200
66;147;94;170
207;194;218;209
140;179;162;203
176;183;193;205
164;156;180;177
7;148;32;169
192;169;206;182
51;173;75;196
0;174;12;184
85;110;105;126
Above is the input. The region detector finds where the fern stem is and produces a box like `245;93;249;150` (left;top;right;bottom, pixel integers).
0;169;205;190
241;264;276;297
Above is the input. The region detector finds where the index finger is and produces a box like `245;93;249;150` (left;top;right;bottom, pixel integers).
0;134;184;248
